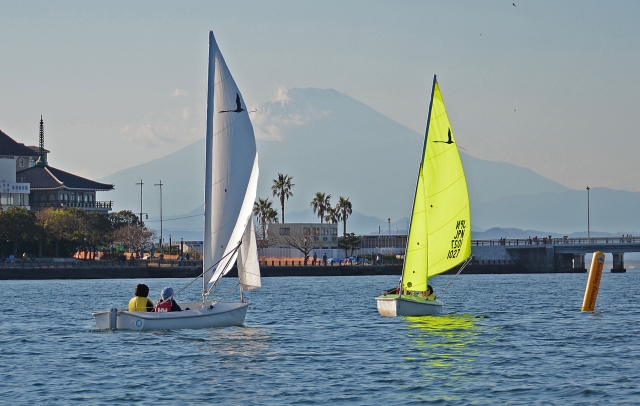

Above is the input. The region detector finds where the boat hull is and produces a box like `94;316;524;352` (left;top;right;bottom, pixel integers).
92;301;249;330
375;294;443;317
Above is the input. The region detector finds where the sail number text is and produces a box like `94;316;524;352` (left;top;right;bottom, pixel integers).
447;220;466;259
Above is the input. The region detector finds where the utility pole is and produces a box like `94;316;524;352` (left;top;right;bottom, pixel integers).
135;179;144;227
135;179;147;257
155;180;164;256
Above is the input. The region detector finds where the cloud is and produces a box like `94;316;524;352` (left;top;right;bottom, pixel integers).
274;86;291;105
253;111;308;141
171;89;189;97
119;105;203;147
252;87;331;141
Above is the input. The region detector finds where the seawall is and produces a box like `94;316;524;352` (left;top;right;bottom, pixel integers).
0;262;586;280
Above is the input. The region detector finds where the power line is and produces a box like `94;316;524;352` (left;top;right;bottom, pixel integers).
144;213;203;223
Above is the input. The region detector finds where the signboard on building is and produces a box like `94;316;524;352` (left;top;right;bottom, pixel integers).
1;182;30;193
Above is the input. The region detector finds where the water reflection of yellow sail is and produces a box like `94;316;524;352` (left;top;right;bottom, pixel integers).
404;314;479;372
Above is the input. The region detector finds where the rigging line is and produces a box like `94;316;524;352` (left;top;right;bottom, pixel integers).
173;242;241;298
206;241;242;295
215;281;241;301
441;256;473;293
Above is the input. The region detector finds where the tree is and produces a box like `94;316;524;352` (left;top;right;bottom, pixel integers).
336;196;353;236
310;192;331;224
338;232;362;257
271;173;294;223
0;206;38;256
84;211;114;250
37;208;79;257
253;198;277;241
282;229;325;265
324;205;339;224
112;224;157;254
109;210;141;229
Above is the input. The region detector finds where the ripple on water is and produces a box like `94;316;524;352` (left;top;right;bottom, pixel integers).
1;274;639;404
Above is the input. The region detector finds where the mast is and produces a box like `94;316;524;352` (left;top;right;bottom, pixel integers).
203;31;216;297
401;75;438;291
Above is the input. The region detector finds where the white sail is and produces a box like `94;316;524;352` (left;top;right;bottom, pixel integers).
238;219;261;290
203;31;259;285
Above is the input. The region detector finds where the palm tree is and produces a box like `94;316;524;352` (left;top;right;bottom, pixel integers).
264;208;279;225
271;173;294;223
310;192;331;224
253;198;277;240
336;196;353;235
324;205;339;224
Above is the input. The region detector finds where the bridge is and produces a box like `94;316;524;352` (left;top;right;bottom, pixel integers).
471;236;640;273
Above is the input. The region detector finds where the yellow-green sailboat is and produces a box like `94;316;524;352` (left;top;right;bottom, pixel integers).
376;76;471;317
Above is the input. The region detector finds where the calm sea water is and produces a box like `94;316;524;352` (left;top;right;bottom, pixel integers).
2;272;640;405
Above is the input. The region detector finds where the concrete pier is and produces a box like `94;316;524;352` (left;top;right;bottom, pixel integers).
472;238;640;273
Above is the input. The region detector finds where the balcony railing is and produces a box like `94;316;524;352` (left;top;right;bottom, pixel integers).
35;200;113;210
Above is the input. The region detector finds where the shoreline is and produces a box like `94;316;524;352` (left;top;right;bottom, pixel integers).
0;263;592;280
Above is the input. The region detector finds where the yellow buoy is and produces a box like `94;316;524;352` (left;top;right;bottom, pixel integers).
582;251;605;311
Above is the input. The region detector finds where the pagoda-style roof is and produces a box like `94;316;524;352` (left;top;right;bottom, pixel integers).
0;129;40;157
17;165;114;191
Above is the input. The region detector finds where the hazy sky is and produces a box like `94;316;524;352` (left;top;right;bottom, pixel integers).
1;1;639;193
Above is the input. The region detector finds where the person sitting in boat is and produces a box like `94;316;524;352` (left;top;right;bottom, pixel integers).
128;283;154;312
155;287;182;313
419;285;437;300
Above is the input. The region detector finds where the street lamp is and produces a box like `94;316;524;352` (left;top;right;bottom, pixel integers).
586;186;590;243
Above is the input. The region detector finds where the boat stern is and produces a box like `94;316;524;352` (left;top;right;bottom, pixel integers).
376;294;443;317
376;294;400;317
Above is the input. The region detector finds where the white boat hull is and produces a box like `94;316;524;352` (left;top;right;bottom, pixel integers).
375;294;443;317
93;301;249;331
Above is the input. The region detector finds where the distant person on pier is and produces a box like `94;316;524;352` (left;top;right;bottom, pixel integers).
128;283;154;312
155;287;182;312
322;252;327;266
313;252;317;266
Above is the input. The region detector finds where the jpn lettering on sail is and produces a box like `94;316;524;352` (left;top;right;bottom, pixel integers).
204;31;259;284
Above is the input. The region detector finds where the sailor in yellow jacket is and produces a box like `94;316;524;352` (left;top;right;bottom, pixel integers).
419;285;437;301
128;283;154;312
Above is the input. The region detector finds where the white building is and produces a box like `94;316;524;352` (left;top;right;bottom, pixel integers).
267;222;339;249
0;129;35;209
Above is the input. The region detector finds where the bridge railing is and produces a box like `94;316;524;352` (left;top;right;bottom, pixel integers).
473;236;639;246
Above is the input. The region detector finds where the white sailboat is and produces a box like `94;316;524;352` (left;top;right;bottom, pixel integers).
93;31;261;330
375;76;471;317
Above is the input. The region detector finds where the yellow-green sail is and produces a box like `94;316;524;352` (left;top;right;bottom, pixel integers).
402;76;471;293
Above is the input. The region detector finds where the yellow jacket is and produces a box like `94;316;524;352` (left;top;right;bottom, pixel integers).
128;296;154;312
